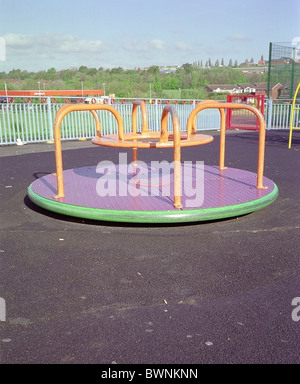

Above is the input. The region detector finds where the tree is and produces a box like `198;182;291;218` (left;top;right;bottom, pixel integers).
147;66;160;75
182;63;193;73
8;69;22;79
110;67;124;74
87;68;97;76
45;67;57;80
153;81;162;92
1;62;268;99
61;69;73;81
79;66;88;73
163;75;179;90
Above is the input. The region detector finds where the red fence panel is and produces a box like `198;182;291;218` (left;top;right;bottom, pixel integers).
226;94;265;130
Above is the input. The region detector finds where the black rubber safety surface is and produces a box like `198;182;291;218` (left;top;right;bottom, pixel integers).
0;130;299;364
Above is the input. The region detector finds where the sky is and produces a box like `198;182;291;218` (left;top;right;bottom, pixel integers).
0;0;299;72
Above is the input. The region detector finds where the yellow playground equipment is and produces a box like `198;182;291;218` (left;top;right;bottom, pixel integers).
288;82;300;148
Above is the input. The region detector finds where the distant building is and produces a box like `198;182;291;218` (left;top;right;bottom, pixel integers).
159;66;180;74
205;84;243;94
205;82;290;99
258;59;267;66
142;65;180;74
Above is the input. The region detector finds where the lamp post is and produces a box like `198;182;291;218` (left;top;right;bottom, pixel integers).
103;83;106;97
4;82;8;104
38;82;41;102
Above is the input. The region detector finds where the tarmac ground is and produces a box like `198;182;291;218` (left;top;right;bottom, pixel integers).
0;129;299;364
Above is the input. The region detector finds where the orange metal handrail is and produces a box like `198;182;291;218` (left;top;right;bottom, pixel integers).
161;105;182;209
53;104;124;199
186;101;267;190
53;102;184;208
132;99;149;135
52;100;267;210
189;100;227;170
131;100;149;163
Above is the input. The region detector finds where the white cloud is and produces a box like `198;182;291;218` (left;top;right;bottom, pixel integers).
1;32;112;71
4;33;106;57
227;34;252;42
174;42;192;51
150;39;165;50
123;39;165;53
122;41;148;52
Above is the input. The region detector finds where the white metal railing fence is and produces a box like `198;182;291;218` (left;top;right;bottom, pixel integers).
265;98;300;131
0;97;298;146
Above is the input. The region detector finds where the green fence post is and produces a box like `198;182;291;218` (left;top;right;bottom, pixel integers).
290;48;296;99
267;42;272;99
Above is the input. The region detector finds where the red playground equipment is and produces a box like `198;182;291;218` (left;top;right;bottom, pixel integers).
226;94;265;130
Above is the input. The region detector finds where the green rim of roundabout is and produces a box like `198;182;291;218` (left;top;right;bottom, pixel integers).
28;182;279;224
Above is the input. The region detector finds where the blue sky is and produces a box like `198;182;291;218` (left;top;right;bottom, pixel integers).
0;0;299;72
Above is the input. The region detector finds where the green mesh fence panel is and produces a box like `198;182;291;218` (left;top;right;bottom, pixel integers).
267;42;300;99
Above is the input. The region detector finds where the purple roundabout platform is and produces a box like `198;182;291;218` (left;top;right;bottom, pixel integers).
28;162;278;224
